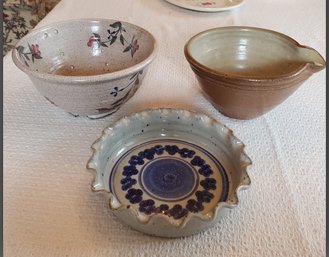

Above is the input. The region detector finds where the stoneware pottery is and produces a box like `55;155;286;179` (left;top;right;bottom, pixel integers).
184;26;326;119
164;0;244;12
87;108;252;237
12;19;157;119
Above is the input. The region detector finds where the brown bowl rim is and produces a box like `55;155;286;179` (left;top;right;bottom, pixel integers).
184;26;319;83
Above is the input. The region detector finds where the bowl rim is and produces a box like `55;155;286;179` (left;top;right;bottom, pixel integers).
12;18;158;84
184;26;319;82
86;108;252;228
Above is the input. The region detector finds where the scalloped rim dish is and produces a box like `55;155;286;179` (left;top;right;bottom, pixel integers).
87;109;252;237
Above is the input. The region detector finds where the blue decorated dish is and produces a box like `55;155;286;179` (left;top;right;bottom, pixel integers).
87;109;251;237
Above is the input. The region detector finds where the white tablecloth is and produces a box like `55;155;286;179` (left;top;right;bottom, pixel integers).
4;0;326;256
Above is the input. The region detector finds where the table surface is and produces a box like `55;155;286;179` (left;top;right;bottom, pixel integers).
4;0;326;256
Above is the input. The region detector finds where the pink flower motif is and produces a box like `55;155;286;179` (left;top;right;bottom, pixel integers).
202;2;214;5
3;13;9;22
132;39;139;51
131;39;139;57
31;44;42;58
87;36;98;47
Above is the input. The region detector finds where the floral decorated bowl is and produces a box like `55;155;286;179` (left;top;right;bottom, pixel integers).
12;19;157;118
87;109;252;237
184;27;326;119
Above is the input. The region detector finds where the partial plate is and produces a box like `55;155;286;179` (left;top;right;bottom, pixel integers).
164;0;244;12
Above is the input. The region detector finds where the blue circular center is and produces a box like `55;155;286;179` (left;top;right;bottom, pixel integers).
141;157;197;201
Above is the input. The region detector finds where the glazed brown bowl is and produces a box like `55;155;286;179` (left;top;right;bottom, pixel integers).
184;27;326;119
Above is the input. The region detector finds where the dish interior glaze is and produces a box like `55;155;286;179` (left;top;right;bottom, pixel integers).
109;139;229;218
88;109;252;236
91;109;250;222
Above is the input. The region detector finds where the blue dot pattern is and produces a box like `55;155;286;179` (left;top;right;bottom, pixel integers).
198;164;213;177
125;188;143;204
121;144;218;219
196;190;214;203
128;155;145;165
179;148;196;158
191;156;206;166
122;165;138;176
139;199;156;215
153;145;165;155
168;205;189;219
120;177;137;191
164;145;179;155
200;178;217;190
186;199;204;213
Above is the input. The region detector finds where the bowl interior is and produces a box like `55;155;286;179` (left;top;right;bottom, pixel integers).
13;19;156;76
186;27;306;78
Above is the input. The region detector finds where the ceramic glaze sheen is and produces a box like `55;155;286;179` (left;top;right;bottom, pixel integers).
87;109;252;237
184;27;326;119
12;19;157;118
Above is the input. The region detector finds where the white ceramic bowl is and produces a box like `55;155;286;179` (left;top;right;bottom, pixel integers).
87;109;252;237
12;19;157;118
